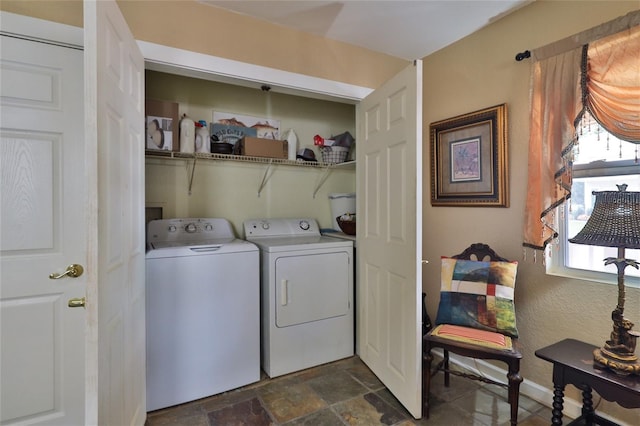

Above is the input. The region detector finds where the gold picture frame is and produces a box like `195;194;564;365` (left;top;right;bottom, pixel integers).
430;104;509;207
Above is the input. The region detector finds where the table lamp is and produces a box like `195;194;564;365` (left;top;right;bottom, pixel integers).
569;184;640;376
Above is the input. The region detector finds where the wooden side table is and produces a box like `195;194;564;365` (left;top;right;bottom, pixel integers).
535;338;640;425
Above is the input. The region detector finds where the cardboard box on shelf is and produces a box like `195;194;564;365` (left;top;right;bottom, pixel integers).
237;137;288;159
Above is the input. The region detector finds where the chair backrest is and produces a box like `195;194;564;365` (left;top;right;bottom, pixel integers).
435;243;519;338
452;243;509;262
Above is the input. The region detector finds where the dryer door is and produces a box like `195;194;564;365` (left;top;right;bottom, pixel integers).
275;251;351;327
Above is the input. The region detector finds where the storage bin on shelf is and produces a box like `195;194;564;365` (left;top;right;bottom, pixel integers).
329;193;356;231
320;146;350;164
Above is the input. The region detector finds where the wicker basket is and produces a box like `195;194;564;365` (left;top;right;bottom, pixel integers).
336;216;356;235
320;146;350;164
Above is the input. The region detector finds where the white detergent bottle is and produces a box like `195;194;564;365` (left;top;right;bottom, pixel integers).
179;114;195;153
195;120;210;153
283;128;298;160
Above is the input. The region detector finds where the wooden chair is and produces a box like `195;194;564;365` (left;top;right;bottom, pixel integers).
422;243;523;426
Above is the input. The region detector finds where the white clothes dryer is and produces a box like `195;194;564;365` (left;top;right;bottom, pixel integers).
146;218;260;411
244;218;354;378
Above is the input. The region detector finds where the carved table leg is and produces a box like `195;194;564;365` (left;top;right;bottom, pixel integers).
551;385;565;426
580;385;594;424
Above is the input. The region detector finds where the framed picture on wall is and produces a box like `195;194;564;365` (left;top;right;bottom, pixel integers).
430;104;509;207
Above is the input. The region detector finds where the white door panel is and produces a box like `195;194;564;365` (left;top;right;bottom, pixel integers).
0;35;86;425
357;61;423;418
84;0;146;424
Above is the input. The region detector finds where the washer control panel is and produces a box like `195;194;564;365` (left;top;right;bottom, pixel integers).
147;218;235;244
243;218;320;239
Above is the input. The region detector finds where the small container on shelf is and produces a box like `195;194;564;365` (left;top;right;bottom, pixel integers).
179;114;195;153
336;213;356;236
321;146;350;164
195;120;210;153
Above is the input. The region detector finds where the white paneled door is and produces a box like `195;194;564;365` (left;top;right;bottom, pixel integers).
1;1;146;423
84;0;146;424
357;61;423;418
0;34;86;425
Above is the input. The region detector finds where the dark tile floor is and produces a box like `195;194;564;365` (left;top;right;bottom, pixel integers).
146;356;553;426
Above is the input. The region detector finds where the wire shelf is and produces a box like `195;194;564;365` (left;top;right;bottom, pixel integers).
146;149;355;197
145;150;355;169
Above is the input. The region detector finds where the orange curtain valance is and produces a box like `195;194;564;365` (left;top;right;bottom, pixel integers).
584;25;640;143
523;14;640;251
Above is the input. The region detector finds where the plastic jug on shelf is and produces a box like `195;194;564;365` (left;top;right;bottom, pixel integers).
179;114;195;153
283;128;298;160
195;120;210;153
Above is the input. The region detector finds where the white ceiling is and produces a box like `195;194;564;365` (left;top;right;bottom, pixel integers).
201;1;531;60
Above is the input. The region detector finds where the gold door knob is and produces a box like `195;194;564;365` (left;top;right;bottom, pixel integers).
49;264;84;279
68;297;86;308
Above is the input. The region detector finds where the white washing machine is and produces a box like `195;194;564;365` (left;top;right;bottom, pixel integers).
146;218;260;411
244;218;354;378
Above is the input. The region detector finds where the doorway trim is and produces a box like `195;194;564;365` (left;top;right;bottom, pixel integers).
0;12;372;104
0;11;82;48
138;40;373;104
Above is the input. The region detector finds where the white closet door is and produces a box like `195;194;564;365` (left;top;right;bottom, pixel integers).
84;0;146;424
357;60;423;418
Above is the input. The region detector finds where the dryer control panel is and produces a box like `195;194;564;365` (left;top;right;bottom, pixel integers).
244;218;320;239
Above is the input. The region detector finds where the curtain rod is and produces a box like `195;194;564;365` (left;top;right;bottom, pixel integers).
513;9;639;62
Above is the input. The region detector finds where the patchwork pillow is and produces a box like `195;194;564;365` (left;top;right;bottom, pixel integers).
434;257;519;338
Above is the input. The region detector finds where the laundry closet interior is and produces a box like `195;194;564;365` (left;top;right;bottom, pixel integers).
144;66;362;411
145;69;357;235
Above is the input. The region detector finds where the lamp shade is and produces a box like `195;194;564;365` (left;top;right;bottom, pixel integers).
569;185;640;249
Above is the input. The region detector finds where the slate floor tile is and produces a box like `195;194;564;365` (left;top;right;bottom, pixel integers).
207;397;273;426
282;407;346;426
150;356;551;426
258;382;327;423
333;392;406;425
307;370;368;405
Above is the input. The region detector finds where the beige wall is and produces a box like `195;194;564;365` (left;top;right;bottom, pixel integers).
118;1;409;89
0;0;83;27
421;1;639;423
3;0;640;423
0;0;407;89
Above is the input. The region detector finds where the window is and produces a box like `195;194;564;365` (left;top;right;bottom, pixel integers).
547;112;640;287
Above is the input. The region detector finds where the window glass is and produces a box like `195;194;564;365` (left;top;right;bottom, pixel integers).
573;123;638;165
567;176;640;278
551;112;640;282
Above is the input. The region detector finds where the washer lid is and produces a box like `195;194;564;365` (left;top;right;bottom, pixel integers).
148;237;235;249
146;238;258;258
248;235;353;252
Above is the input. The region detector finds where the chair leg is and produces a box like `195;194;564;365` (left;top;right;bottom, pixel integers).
507;365;523;426
423;348;433;419
443;349;450;387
